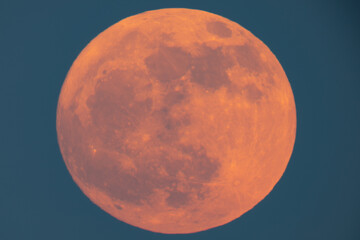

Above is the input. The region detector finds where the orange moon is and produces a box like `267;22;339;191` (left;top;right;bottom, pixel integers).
56;8;296;234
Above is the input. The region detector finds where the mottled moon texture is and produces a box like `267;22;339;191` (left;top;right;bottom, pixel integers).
56;8;296;234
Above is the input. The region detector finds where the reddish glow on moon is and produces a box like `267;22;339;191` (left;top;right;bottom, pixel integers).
56;8;296;234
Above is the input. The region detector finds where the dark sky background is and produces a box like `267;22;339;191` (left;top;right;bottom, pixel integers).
1;0;360;239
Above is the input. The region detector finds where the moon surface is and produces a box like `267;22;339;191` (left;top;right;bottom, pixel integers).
56;8;296;234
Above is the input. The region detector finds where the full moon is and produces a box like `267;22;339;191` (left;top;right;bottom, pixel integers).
57;8;296;234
